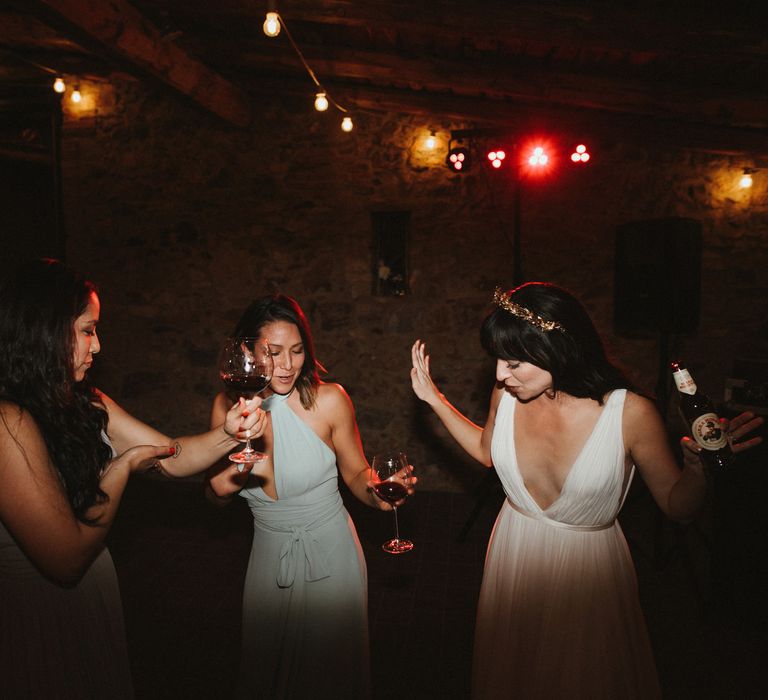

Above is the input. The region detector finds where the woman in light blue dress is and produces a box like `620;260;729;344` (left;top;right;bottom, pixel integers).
208;295;413;699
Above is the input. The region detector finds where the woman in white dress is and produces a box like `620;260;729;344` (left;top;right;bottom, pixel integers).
0;258;261;699
410;282;762;699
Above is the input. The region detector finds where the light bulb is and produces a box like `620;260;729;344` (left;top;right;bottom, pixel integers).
425;131;436;149
71;88;82;103
314;91;329;112
341;116;353;132
263;12;280;37
739;172;753;189
53;77;65;93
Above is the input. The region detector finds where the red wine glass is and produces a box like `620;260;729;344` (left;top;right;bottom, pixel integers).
371;451;413;554
219;336;273;465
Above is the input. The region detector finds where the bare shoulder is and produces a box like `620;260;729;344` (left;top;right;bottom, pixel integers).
0;400;25;436
92;388;115;409
316;382;354;412
0;401;47;467
622;390;665;441
0;401;40;437
622;391;659;420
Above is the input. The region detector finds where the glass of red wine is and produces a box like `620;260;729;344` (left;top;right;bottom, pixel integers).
219;336;273;466
371;451;413;554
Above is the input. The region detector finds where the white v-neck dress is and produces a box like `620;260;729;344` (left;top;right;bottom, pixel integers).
472;389;661;699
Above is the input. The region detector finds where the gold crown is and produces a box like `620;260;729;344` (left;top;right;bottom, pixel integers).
492;287;566;333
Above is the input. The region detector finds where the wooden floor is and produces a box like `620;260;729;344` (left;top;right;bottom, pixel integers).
109;458;767;700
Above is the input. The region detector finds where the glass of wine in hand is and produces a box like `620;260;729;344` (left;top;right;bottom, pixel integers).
219;336;273;465
371;451;414;554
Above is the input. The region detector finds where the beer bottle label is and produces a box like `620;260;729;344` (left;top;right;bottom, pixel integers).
691;412;728;450
673;368;697;395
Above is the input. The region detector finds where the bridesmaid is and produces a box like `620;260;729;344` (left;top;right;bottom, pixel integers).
206;293;416;699
0;258;260;699
410;282;763;699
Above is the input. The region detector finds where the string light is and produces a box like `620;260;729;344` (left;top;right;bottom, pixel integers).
71;85;82;103
263;11;281;37
425;130;437;150
314;91;329;112
739;168;754;189
53;77;65;93
262;9;353;132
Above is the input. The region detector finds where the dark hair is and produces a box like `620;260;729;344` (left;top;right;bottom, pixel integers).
0;258;111;522
480;282;631;403
233;294;321;409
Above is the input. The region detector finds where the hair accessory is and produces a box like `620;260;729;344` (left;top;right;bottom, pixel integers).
493;287;566;333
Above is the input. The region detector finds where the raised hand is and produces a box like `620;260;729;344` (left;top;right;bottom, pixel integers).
410;339;442;406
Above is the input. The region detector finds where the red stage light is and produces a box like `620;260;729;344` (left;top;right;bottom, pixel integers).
527;146;548;167
447;146;470;172
570;144;591;163
487;149;506;169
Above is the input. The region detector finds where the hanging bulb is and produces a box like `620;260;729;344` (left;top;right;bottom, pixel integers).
341;116;353;132
314;91;329;112
739;169;753;189
53;77;65;94
425;130;437;149
263;12;281;37
71;86;82;103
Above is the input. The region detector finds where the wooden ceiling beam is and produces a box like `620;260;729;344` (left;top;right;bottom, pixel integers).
246;76;768;157
36;0;253;127
203;39;767;131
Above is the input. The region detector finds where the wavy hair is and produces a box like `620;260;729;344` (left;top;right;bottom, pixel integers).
232;294;322;409
0;259;111;522
480;282;631;403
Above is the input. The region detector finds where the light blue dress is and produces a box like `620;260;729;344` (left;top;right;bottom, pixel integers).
236;391;370;699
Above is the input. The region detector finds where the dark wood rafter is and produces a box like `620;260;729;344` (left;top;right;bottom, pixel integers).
35;0;253;127
3;0;766;149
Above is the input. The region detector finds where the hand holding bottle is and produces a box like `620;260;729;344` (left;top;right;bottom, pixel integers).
673;362;764;469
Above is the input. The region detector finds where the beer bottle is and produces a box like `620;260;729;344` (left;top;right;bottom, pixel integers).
671;361;733;469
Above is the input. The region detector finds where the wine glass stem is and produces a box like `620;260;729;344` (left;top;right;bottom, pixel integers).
392;505;401;541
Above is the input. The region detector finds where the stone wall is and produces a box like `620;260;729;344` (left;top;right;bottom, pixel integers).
60;77;768;491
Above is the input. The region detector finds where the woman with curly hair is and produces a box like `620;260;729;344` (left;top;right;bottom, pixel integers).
0;258;262;699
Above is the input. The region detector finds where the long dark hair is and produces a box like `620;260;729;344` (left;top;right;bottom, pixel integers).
480;282;631;403
233;294;322;409
0;258;111;522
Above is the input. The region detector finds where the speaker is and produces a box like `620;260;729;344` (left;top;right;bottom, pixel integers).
614;217;701;334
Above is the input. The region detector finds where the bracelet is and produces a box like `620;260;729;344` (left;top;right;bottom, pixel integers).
222;424;237;439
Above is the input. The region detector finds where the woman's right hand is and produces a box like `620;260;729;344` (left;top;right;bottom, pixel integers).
411;340;442;406
108;444;177;476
